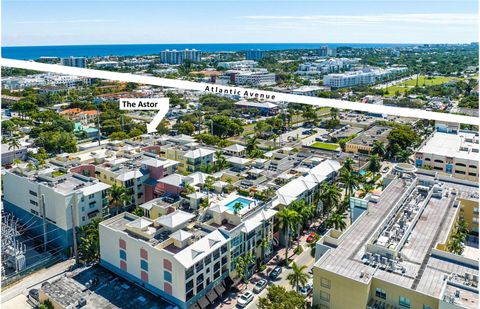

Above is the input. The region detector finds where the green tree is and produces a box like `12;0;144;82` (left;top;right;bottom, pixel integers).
8;138;21;161
368;154;381;173
233;202;243;215
276;207;301;265
177;121;195;135
339;168;360;203
108;184;130;216
319;182;341;215
234;252;256;287
325;212;347;231
286;262;310;292
77;218;102;263
258;285;306;309
372;141;386;158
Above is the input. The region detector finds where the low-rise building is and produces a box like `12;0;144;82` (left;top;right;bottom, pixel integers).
345;126;392;154
415;131;479;182
312;171;479;309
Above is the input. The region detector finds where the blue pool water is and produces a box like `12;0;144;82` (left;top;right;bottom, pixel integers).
225;197;253;212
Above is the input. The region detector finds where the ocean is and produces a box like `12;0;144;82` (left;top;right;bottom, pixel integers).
1;43;416;60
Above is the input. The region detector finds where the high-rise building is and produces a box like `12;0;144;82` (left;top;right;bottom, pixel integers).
60;56;87;68
245;50;265;60
319;46;337;57
160;49;201;64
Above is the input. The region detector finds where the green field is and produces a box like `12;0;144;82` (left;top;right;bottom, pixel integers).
310;142;339;151
384;75;461;97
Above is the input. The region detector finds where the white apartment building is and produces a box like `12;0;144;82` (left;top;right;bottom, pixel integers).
234;72;276;86
297;58;358;75
415;131;479;182
217;60;257;70
3;165;110;250
99;192;277;309
323;67;408;88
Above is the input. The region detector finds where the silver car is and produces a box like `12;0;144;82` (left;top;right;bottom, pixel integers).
237;291;254;307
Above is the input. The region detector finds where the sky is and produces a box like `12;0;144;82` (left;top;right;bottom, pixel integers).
2;0;478;46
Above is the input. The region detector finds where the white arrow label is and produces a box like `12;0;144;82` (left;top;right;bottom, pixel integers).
119;98;170;133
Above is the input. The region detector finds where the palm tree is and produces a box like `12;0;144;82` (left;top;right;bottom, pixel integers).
204;176;215;196
319;183;341;215
214;151;228;171
235;252;256;287
368;154;381;173
342;157;355;173
246;136;258;154
447;232;466;255
286;262;310;292
325;212;347;231
339;168;359;202
372;141;386;158
13;158;22;166
108;184;130;216
199;197;211;210
233;202;243;215
276;207;301;266
8;138;21;161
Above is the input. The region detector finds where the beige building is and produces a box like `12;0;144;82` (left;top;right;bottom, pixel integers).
312;172;479;309
345;126;391;154
415;131;479;182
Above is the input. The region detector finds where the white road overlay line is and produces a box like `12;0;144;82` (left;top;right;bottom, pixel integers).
1;58;478;125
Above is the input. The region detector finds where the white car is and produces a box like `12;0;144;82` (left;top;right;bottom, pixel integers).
237;291;254;307
253;279;268;293
299;283;313;297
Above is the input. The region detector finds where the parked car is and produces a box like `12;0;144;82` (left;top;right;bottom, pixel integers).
269;266;282;279
382;167;390;173
237;291;254;307
299;283;313;297
253;279;268;293
306;232;317;243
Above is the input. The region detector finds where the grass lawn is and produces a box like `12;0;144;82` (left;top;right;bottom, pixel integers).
310;142;339;151
384;75;461;97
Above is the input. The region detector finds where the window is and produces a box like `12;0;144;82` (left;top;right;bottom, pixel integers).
163;259;172;271
375;288;386;299
186;280;194;292
29;190;37;196
141;271;148;282
30;200;38;206
164;271;172;283
399;296;411;308
141;260;148;271
81;207;85;212
320;291;330;302
119;239;126;249
82;216;85;222
321;277;331;289
119;249;127;260
89;194;95;199
89;202;96;208
423;306;433;309
185;267;194;279
140;248;148;260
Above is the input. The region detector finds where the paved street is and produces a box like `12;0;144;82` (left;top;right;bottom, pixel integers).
214;232;315;309
1;258;75;303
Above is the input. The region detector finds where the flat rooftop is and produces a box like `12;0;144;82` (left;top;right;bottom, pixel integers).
417;131;479;160
315;176;479;304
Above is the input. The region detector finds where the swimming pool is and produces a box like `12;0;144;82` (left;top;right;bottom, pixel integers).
225;197;254;212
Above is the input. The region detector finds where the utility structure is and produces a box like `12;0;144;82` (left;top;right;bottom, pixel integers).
1;212;27;276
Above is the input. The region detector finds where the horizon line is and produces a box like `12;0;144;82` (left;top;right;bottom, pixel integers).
2;41;478;48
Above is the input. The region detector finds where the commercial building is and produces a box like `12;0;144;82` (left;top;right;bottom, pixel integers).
160;49;201;64
312;170;479;309
3;165;111;249
245;50;265;60
415;131;479;182
234;100;279;115
345;126;392;154
61;57;87;68
233;72;276;86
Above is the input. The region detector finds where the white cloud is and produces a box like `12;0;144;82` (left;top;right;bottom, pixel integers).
241;13;478;26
